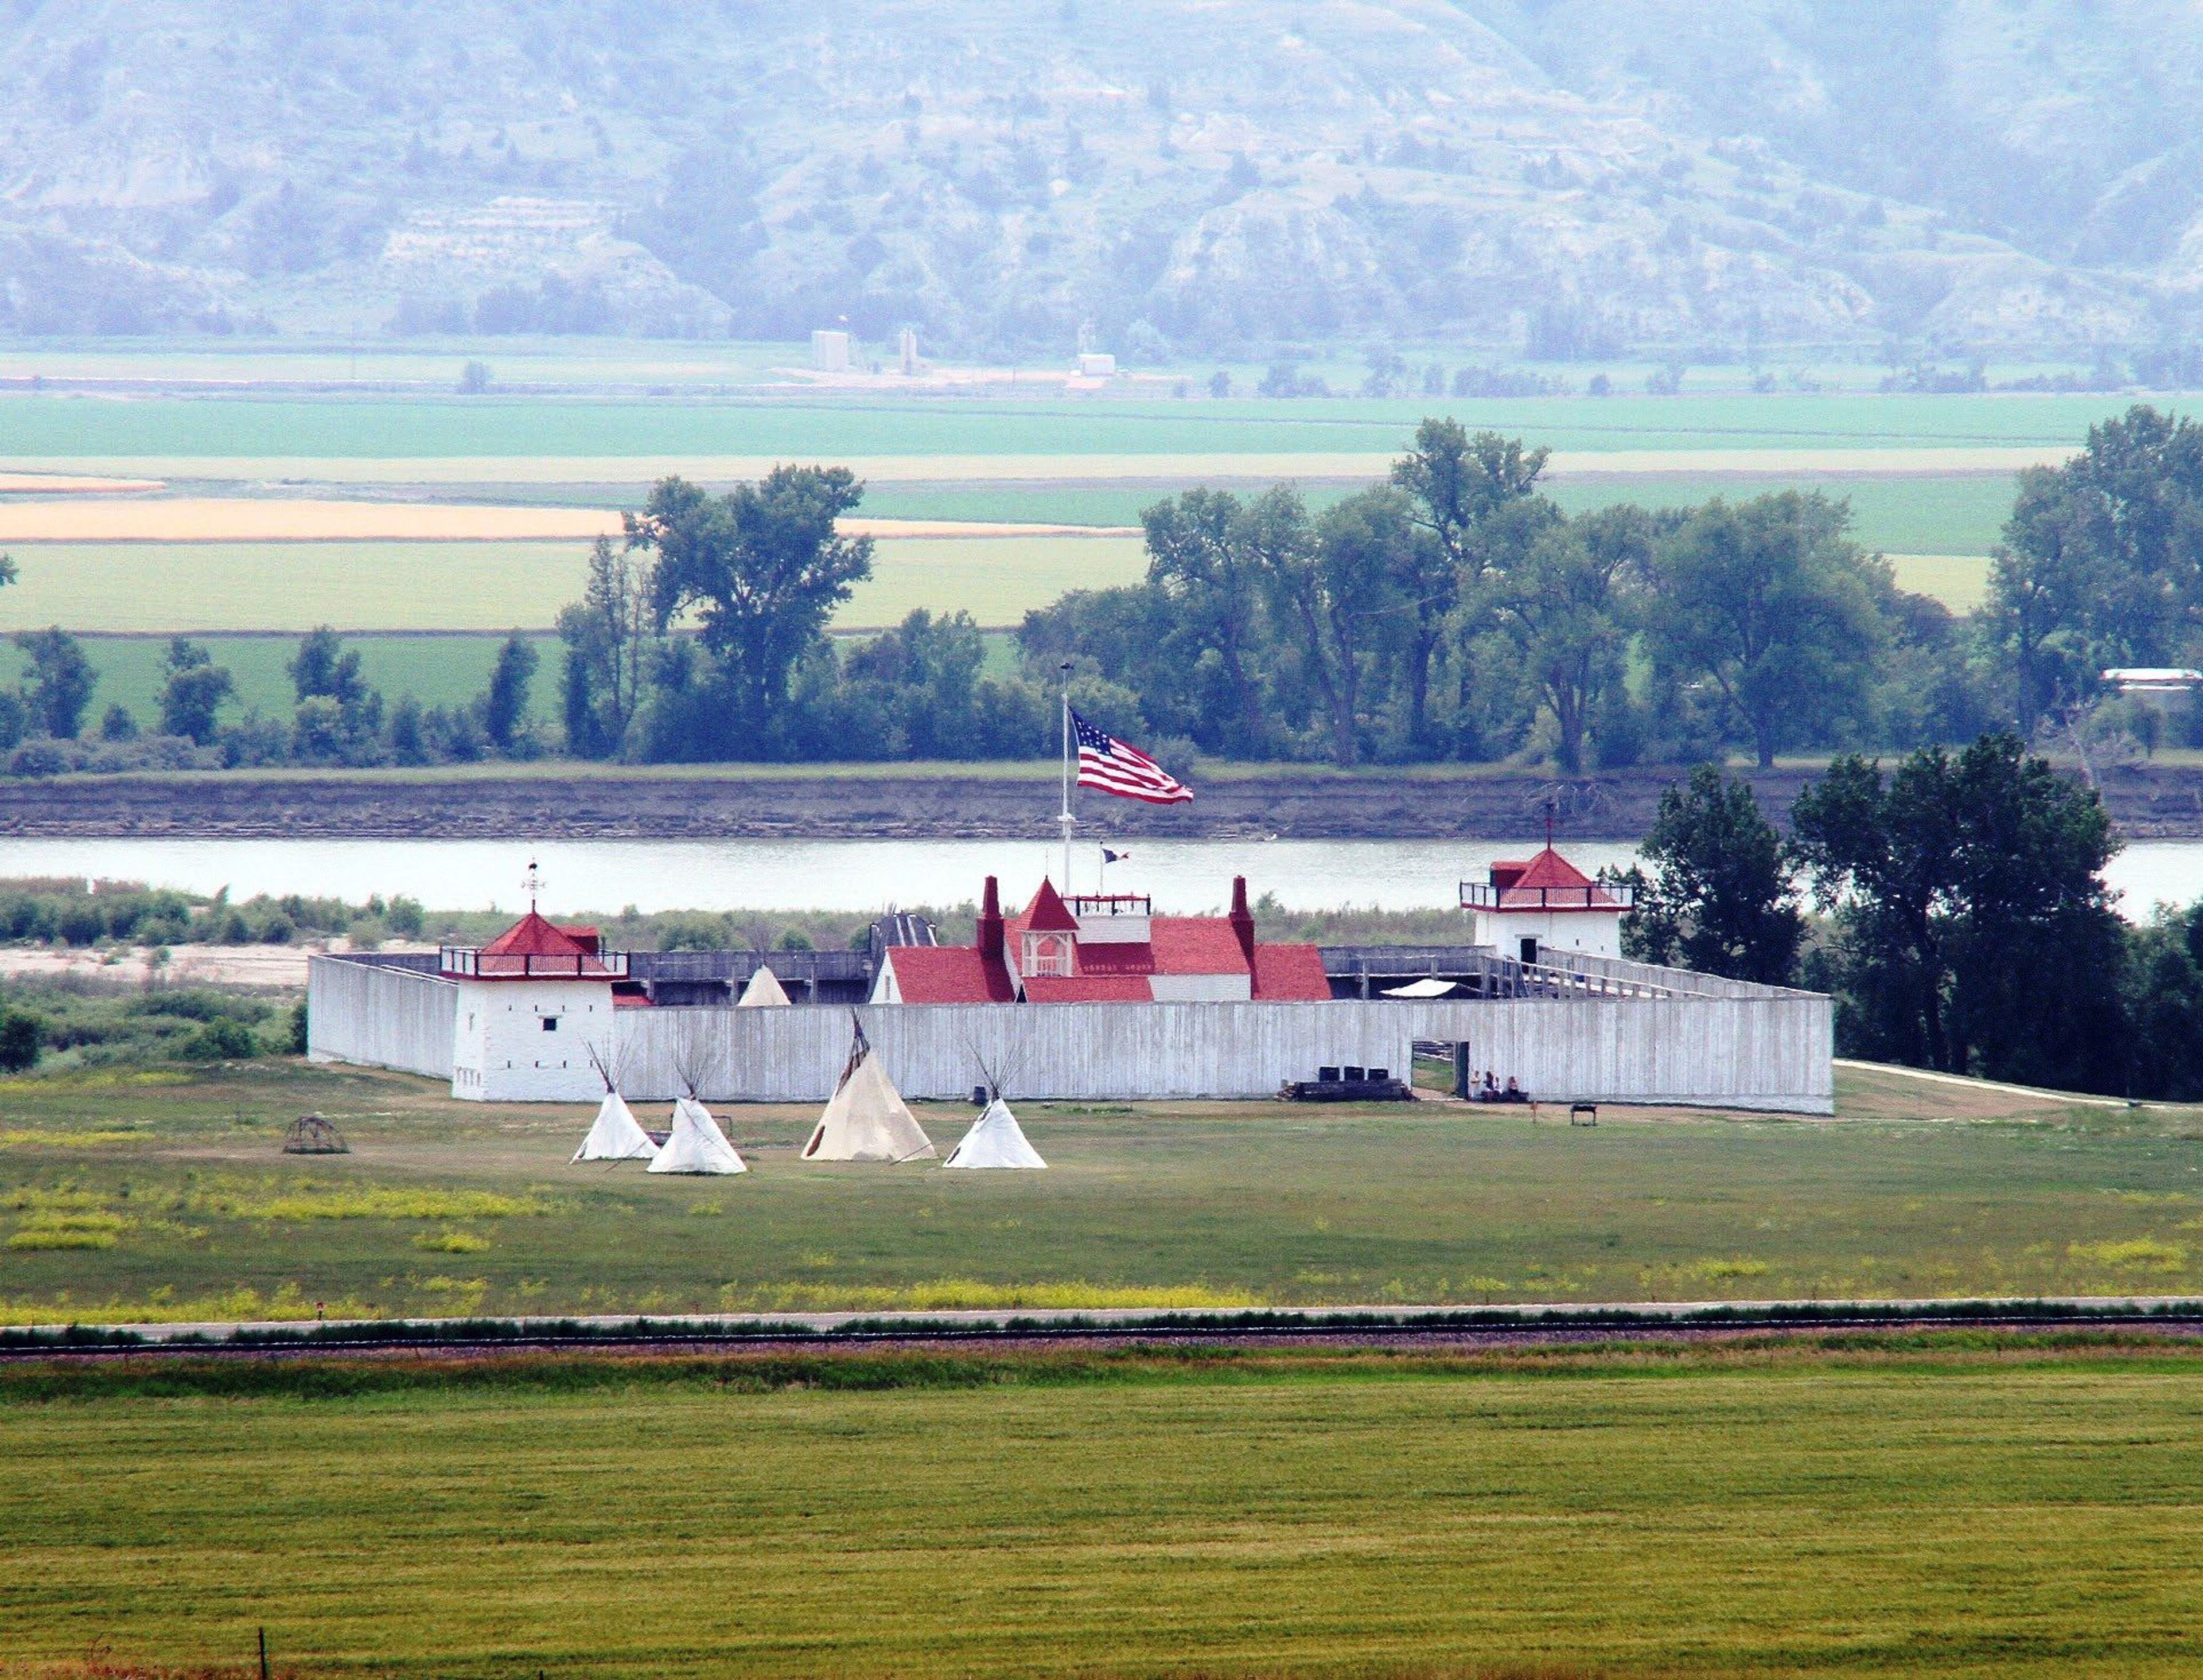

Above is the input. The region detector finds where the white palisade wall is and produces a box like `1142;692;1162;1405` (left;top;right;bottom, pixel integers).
306;957;456;1080
309;959;1834;1113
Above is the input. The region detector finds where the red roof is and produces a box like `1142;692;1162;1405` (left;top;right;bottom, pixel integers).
1488;847;1625;911
1021;879;1081;933
885;945;1017;1004
1024;975;1155;1003
469;910;617;977
1150;917;1252;976
1251;943;1333;1001
1073;940;1157;976
896;875;1329;1003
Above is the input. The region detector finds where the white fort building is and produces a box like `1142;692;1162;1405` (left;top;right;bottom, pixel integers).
309;852;1832;1113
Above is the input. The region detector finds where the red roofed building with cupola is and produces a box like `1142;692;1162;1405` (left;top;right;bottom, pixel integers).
1461;845;1633;965
870;875;1332;1005
436;907;630;1101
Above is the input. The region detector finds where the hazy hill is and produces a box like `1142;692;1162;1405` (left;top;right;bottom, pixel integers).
0;0;2194;357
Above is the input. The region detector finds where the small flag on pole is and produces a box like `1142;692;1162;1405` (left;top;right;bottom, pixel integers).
1102;847;1131;864
1073;711;1193;805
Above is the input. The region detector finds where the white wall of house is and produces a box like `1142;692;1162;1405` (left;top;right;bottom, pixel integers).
1473;907;1624;964
449;977;616;1101
1148;973;1251;1002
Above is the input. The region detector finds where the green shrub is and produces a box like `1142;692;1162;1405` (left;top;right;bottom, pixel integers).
184;1018;260;1061
0;1009;40;1072
55;900;104;946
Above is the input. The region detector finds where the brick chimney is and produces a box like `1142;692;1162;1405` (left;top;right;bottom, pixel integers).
976;875;1014;1000
1228;875;1256;966
978;875;1003;952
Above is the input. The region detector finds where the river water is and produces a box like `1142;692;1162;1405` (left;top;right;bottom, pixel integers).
1;835;2201;922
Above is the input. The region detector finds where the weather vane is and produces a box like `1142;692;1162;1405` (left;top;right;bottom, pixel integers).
522;858;543;912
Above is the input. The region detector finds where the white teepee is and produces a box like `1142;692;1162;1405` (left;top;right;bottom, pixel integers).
572;1091;658;1163
942;1098;1046;1170
804;1018;936;1162
737;966;791;1007
648;1096;748;1175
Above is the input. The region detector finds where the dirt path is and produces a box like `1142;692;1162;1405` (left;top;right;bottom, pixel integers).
0;940;426;989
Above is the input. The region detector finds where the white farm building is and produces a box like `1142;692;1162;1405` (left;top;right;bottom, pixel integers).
308;855;1834;1113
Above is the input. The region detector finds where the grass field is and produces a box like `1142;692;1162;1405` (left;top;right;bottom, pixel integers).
0;391;2143;459
2;1059;2200;1326
0;631;560;724
0;535;1146;634
2;1340;2201;1676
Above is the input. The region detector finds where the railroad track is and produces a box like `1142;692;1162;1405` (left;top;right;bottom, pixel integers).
6;1300;2202;1361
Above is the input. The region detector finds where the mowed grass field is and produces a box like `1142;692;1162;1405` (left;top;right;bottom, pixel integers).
3;1059;2201;1325
3;1340;2202;1677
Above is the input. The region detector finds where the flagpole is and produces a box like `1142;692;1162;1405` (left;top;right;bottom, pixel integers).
1058;664;1075;891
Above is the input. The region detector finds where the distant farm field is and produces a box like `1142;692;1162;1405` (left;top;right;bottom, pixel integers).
0;535;1145;633
5;1342;2202;1678
0;390;2134;460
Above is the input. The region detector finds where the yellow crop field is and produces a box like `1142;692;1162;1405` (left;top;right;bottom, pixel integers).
0;535;1149;632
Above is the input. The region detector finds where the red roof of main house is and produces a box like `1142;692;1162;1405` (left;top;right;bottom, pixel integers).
469;910;618;977
1152;917;1252;977
1486;847;1626;911
902;878;1330;1003
886;945;1017;1004
1251;943;1334;1000
1023;975;1156;1003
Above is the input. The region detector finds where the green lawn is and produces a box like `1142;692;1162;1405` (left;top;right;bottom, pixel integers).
2;1060;2200;1326
2;1341;2201;1676
0;389;2142;460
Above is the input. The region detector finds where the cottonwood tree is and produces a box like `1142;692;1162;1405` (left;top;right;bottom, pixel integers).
1984;405;2203;732
1256;486;1407;766
1791;733;2126;1088
483;633;539;753
1493;505;1651;773
13;627;96;739
1643;492;1889;768
629;467;874;743
1620;765;1804;985
1389;420;1550;749
1141;486;1274;757
557;536;655;757
158;637;235;745
286;626;381;757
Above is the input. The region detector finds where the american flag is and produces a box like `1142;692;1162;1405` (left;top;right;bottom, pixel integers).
1073;711;1193;804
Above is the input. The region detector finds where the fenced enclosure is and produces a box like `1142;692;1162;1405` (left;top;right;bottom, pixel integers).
309;958;1833;1113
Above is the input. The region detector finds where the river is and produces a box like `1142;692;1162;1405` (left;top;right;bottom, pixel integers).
1;836;2201;922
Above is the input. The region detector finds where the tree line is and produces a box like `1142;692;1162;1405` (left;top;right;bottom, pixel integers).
567;406;2203;772
0;623;547;775
1620;739;2203;1101
0;404;2196;773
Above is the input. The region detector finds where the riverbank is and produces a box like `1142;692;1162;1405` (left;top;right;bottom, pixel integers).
3;759;2202;840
